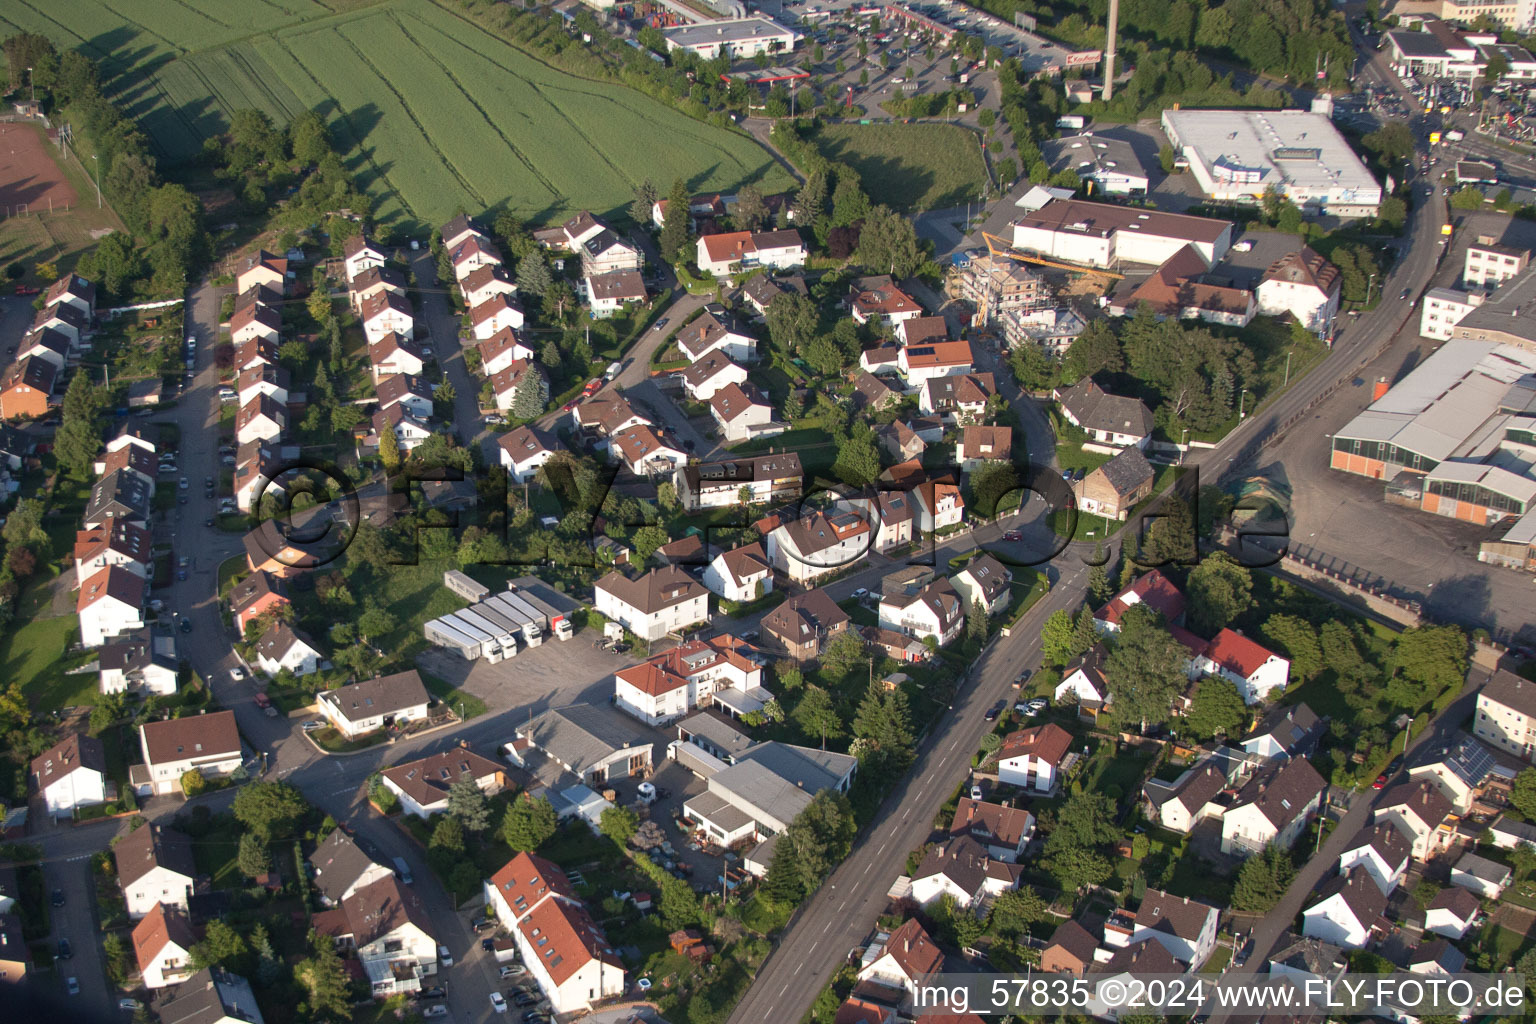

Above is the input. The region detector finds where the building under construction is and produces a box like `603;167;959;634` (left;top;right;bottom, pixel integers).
945;250;1050;327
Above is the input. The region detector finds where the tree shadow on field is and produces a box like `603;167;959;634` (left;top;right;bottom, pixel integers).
1425;572;1494;636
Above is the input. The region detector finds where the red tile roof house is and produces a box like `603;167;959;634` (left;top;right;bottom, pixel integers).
317;670;432;740
848;274;922;325
949;796;1036;861
1129;888;1220;969
115;822;197;919
31;732;107;820
379;748;506;819
1094;569;1186;635
613;634;766;725
230;570;290;634
481;852;624;1013
134;710;242;798
854;918;944;1012
76;565;146;647
469;292;525;341
996;722;1073;793
695;229;806;276
342;234;387;284
459;263;517;309
1193;628;1291;705
709;381;780;442
701;541;773;603
236;249;288;294
132;901;199;989
478;326;535;377
229;301;281;346
594;566;709;642
450;233;503;283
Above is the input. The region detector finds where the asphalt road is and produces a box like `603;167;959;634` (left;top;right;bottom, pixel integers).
726;566;1089;1024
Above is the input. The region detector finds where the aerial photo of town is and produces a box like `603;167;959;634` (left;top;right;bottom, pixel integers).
0;0;1535;1022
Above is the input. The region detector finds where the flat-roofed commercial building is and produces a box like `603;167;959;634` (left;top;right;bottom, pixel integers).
663;17;800;59
1161;109;1383;218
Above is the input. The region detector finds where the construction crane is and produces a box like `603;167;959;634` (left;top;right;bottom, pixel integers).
980;232;1125;280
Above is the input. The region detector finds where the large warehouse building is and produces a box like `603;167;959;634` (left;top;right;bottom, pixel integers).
1331;342;1536;526
1161;109;1383;218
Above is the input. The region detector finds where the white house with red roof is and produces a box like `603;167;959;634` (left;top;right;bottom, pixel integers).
996;722;1073;793
702;542;773;603
896;340;974;386
132;901;199;989
237;250;287;295
765;507;872;584
848;275;922;325
1193;628;1290;704
855;918;943;1009
497;425;562;483
709;381;779;442
360;292;415;345
450;234;503;283
610;424;686;477
482;852;624;1013
77;566;145;647
460;264;517;309
479;327;535;377
1094;570;1186;634
342;235;387;284
469;293;525;341
682;351;748;401
695;229;806;276
613;634;768;725
74;522;153;582
229;302;281;346
369;333;428;381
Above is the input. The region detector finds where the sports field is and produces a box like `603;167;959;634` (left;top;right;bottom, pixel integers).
814;122;989;212
0;122;78;214
0;0;793;228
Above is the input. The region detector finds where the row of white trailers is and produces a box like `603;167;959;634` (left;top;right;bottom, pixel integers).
423;589;572;662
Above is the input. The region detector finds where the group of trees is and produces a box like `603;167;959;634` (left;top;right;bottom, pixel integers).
1041;790;1120;894
3;33;209;297
1053;306;1260;436
760;789;857;906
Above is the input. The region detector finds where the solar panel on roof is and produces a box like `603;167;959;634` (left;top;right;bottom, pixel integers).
908;346;936;357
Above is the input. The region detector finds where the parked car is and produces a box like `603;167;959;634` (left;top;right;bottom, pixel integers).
969;784;983;800
393;857;413;885
653;318;669;331
416;988;446;1001
57;938;72;960
13;284;39;295
301;719;324;731
437;944;453;967
179;477;189;490
1374;755;1404;789
421;1007;448;1019
179;619;193;634
499;964;526;978
1003;530;1022;541
231;667;246;682
852;587;868;599
984;700;1005;721
51;889;64;908
522;1012;547;1024
512;991;539;1008
118;999;142;1011
482;937;497;952
66;977;79;996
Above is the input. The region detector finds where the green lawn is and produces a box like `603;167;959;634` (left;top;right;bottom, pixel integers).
0;588;92;713
14;0;793;229
420;670;488;721
813;122;989;212
191;820;244;889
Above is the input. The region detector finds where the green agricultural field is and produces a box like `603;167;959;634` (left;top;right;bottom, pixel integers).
814;122;989;212
0;0;793;229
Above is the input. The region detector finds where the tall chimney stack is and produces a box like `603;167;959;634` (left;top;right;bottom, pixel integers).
1102;0;1121;103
